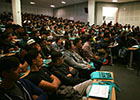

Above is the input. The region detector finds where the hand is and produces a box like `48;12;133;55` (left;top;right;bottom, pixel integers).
15;46;19;51
8;48;15;51
110;42;113;46
87;59;91;62
67;74;72;77
95;56;100;59
69;67;73;72
87;64;91;68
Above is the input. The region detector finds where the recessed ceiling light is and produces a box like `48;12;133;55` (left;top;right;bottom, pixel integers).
50;5;55;8
30;1;36;5
112;0;117;2
61;1;66;4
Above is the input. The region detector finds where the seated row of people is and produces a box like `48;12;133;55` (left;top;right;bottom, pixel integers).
0;47;93;100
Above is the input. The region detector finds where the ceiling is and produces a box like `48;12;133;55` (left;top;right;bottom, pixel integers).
1;0;140;8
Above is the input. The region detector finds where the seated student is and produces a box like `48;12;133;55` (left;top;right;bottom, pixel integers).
63;40;91;70
51;37;65;52
24;49;61;99
97;33;110;58
125;33;140;64
0;32;19;54
14;45;32;73
63;40;95;79
50;51;87;85
74;36;103;70
27;39;48;59
25;49;92;100
0;56;48;100
17;32;30;48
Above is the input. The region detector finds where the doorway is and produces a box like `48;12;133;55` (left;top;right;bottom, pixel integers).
102;7;118;24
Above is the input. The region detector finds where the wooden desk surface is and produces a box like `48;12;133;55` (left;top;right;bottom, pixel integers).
127;47;138;51
88;72;116;100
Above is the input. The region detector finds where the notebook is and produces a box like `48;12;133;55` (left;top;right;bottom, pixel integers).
88;84;109;99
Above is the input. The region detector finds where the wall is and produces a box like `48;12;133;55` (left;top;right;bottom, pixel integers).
95;2;119;25
118;1;140;27
54;3;88;23
0;2;53;16
1;1;140;27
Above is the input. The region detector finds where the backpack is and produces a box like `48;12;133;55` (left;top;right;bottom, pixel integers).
118;48;127;58
56;85;82;100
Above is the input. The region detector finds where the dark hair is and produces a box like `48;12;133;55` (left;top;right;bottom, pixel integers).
86;35;92;41
20;45;32;51
55;37;61;43
0;32;10;40
51;50;63;63
0;56;20;77
64;40;72;50
104;32;110;38
73;38;81;46
24;49;40;66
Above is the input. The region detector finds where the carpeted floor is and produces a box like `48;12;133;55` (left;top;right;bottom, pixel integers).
100;60;140;100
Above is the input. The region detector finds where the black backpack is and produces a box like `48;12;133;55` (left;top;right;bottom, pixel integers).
118;48;127;58
56;85;82;100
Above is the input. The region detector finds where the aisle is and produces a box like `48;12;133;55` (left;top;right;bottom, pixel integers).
100;63;140;100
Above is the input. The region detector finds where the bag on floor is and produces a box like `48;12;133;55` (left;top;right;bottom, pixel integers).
56;85;82;100
118;48;127;58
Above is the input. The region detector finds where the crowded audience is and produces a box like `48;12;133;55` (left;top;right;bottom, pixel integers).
0;12;140;100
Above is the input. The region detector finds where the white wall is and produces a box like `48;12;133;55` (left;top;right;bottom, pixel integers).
0;2;12;13
54;3;88;23
118;1;140;27
0;2;53;16
1;1;140;27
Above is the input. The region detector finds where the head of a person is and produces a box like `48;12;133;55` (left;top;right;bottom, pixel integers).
111;33;116;39
25;49;43;67
20;32;29;40
0;56;22;81
103;33;110;41
0;32;12;44
127;33;133;39
73;38;82;48
20;45;32;57
86;35;93;42
35;31;40;37
27;39;41;51
51;51;64;66
55;37;62;45
64;40;72;50
5;24;13;33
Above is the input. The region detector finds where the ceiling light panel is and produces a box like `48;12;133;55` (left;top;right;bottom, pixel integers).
61;1;66;4
112;0;118;2
30;1;36;5
50;5;55;8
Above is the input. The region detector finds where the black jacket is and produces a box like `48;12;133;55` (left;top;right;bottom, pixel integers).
50;63;86;86
0;79;48;100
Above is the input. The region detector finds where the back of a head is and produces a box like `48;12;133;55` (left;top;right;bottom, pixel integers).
86;35;92;41
104;32;110;38
64;40;72;50
0;56;20;77
55;37;61;43
0;32;10;40
73;38;81;46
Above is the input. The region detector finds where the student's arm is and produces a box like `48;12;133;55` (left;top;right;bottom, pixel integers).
52;70;79;86
64;55;88;69
22;61;28;72
20;79;48;100
50;74;61;86
38;75;61;94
